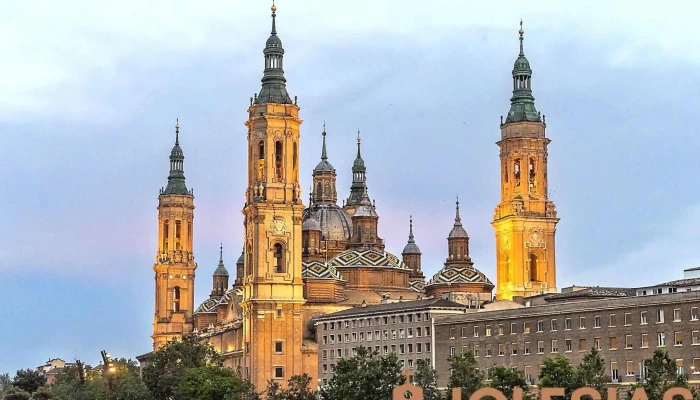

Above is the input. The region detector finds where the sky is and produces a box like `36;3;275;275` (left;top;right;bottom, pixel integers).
1;0;700;374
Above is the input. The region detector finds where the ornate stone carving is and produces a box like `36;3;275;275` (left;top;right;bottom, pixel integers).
253;215;266;223
527;228;545;247
292;216;302;224
500;232;510;252
271;216;286;235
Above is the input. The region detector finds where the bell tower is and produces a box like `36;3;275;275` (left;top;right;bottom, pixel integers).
152;120;197;350
240;3;307;389
492;22;559;300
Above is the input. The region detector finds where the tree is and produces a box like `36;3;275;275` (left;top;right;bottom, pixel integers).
142;335;221;400
173;366;257;400
538;355;579;400
264;374;317;400
50;361;152;400
447;351;483;400
577;347;608;400
30;386;53;400
12;369;47;394
487;366;531;400
626;349;693;400
1;373;13;397
414;359;440;400
4;387;31;400
320;346;404;400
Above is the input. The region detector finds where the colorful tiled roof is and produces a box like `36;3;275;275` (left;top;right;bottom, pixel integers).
193;298;218;314
302;261;344;280
426;266;493;287
409;280;425;293
329;249;408;270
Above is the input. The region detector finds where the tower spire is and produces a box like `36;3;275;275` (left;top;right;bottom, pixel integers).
346;130;367;207
448;197;468;239
454;197;462;226
175;118;180;146
219;243;224;266
271;1;277;35
408;215;416;243
504;19;541;124
162;119;189;195
321;123;328;161
254;2;291;105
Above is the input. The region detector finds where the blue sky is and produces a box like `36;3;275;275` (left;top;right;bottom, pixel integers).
1;0;700;374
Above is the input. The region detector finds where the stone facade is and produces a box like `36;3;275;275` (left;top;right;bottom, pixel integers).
434;291;700;388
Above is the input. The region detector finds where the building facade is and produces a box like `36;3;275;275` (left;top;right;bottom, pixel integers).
313;298;468;387
434;291;700;388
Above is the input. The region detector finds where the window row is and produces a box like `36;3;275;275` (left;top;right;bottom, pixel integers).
321;327;431;344
322;312;431;331
321;343;433;361
454;307;700;339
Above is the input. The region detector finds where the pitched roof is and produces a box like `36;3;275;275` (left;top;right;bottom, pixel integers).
659;278;700;287
314;298;465;320
545;286;636;301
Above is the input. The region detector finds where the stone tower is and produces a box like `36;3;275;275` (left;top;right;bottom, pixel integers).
152;120;197;350
240;3;307;388
401;216;424;284
210;244;229;299
492;22;559;300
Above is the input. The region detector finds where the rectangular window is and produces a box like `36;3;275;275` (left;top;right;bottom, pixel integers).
274;366;284;379
551;340;558;353
426;327;431;336
693;331;700;345
345;321;350;328
360;332;365;341
610;336;618;350
391;330;396;339
641;311;648;324
693;359;700;373
658;332;666;347
408;315;413;323
486;344;493;357
675;331;683;346
392;316;396;324
524;366;532;384
400;329;405;339
486;325;492;336
345;334;349;343
474;326;479;337
383;317;388;325
367;332;372;341
322;336;328;345
417;343;422;353
611;362;619;381
498;343;505;356
408;328;413;338
449;328;455;339
692;307;699;321
565;339;572;352
537;320;544;332
352;333;357;342
641;333;649;348
657;310;665;323
461;327;468;338
498;324;504;335
565;318;572;330
579;338;587;351
511;343;518;356
674;308;682;322
524;342;531;355
511;322;517;334
537;341;544;354
579;317;586;329
399;315;405;323
408;359;414;369
426;343;431;353
524;321;531;334
625;335;633;349
594;337;601;350
551;319;558;331
416;313;422;322
626;361;634;376
391;345;396;354
450;346;456;357
322;364;328;373
609;314;616;327
594;315;601;328
322;350;328;360
625;313;632;326
401;344;406;354
274;341;283;353
416;328;422;337
677;359;684;375
408;344;413;353
473;345;479;357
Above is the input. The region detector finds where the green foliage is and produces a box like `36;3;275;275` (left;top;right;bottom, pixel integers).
12;370;47;394
320;346;404;400
447;351;483;400
30;386;53;400
413;359;440;400
50;360;152;400
626;349;693;400
577;347;608;400
1;373;13;397
538;355;579;400
173;366;257;400
264;374;317;400
4;387;31;400
142;335;220;400
487;366;531;400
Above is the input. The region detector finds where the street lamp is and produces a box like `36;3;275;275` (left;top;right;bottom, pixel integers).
101;350;115;392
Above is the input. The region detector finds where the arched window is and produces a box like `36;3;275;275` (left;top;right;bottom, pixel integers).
529;254;538;282
504;163;509;183
273;243;285;273
529;158;536;189
246;245;253;276
163;221;169;252
175;220;182;250
292;142;298;182
275;141;283;180
258;141;265;180
173;286;181;312
514;159;521;186
316;181;322;200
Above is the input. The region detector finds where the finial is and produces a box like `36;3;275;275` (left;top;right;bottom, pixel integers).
309;185;313;205
357;129;361;143
219;243;224;262
455;196;462;224
321;123;328;161
175;118;180;146
518;19;525;56
356;129;362;158
271;1;277;35
408;215;415;242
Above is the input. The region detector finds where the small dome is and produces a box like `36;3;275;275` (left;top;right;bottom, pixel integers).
513;55;531;72
302;205;352;241
426;266;493;287
329;249;409;270
402;242;421;254
213;264;229;276
266;35;282;48
302;215;321;231
354;191;377;217
302;261;344;281
314;159;335;173
170;144;183;156
236;251;244;265
448;225;468;238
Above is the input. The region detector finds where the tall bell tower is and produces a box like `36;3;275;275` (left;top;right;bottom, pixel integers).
152;120;197;350
492;22;559;300
240;3;307;388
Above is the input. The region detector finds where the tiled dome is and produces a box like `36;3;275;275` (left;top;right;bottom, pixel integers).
302;261;344;280
329;249;408;270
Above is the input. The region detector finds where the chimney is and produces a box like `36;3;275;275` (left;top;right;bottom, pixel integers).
361;300;367;308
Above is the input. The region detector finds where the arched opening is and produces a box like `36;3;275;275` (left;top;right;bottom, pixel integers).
273;243;285;273
175;220;182;250
246;245;253;276
293;142;298;182
504;163;509;183
162;221;169;253
275;141;283;180
529;254;538;282
514;159;521;186
173;286;181;312
316;181;322;200
529;158;536;189
258;141;265;180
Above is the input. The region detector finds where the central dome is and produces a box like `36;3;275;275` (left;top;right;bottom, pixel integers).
302;204;352;241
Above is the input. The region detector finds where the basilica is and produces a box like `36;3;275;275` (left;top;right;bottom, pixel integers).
138;4;559;391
